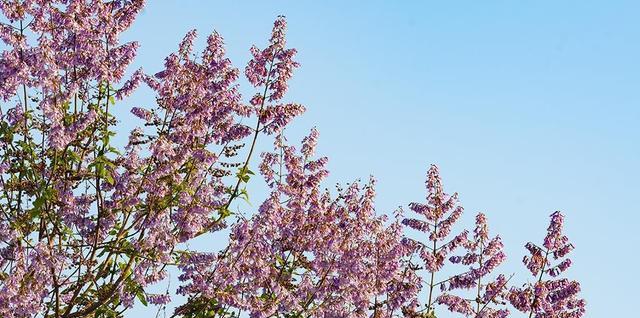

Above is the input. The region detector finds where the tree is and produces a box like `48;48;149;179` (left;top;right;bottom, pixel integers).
0;1;585;317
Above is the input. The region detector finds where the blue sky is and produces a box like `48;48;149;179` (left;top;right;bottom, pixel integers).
121;1;639;316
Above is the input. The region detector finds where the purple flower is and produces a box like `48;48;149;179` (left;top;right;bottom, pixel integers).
509;211;586;317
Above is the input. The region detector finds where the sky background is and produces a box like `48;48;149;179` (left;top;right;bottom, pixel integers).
120;1;640;317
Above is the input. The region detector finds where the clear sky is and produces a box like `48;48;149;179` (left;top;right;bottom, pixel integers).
120;1;639;317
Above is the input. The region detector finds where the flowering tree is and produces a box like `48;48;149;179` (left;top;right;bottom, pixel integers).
0;1;585;318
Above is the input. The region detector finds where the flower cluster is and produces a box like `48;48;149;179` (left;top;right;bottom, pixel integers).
177;131;419;318
401;165;470;316
508;212;586;318
436;212;510;318
125;27;251;244
245;16;305;135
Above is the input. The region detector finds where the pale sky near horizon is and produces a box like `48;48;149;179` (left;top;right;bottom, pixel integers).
120;1;640;317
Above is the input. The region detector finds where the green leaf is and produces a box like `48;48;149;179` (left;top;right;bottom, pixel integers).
67;150;81;163
217;207;232;219
33;196;45;211
239;188;251;205
236;166;254;183
136;289;148;306
104;172;114;186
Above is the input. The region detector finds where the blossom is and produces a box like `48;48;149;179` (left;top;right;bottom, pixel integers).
177;131;419;318
245;16;304;135
116;68;145;99
437;212;510;317
402;164;469;313
508;211;586;318
437;294;474;316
